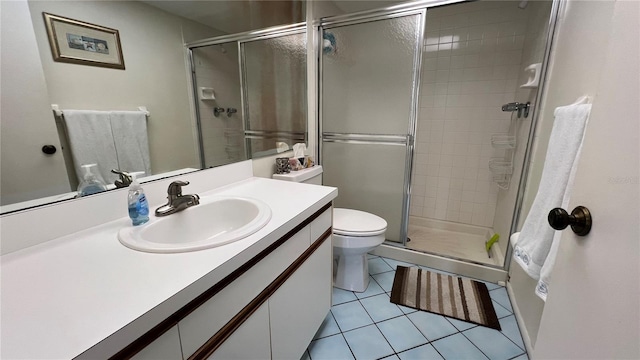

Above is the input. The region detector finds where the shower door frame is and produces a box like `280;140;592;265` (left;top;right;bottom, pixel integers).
317;8;428;246
186;23;307;168
505;0;563;274
316;0;564;278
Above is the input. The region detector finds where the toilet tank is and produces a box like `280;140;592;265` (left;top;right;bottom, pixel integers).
272;165;323;185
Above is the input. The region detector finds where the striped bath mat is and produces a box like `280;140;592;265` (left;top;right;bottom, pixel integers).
390;266;501;330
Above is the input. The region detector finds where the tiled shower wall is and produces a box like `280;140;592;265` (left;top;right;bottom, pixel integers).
410;1;531;228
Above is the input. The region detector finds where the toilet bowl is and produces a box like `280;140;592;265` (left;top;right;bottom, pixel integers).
333;208;387;292
272;167;388;292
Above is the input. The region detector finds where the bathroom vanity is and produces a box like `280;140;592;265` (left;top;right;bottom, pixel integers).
0;162;338;359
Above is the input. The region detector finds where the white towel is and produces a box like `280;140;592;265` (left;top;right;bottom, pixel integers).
109;111;151;177
513;102;591;301
62;110;119;184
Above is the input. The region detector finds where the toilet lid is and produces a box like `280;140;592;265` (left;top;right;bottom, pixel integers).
333;208;387;236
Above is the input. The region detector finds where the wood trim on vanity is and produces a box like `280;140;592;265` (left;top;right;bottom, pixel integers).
108;202;332;360
189;228;333;359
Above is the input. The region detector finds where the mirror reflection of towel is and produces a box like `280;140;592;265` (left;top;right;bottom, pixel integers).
63;110;151;185
63;110;119;184
110;111;151;177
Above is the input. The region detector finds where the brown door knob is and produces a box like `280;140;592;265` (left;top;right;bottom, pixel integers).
42;145;57;155
548;206;592;236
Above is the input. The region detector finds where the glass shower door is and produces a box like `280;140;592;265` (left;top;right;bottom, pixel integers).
320;11;425;243
241;30;307;158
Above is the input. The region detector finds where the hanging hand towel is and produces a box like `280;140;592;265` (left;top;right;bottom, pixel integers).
513;101;591;301
62;110;119;185
109;111;151;177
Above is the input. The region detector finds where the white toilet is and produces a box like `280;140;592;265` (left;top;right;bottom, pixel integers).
332;208;387;292
273;166;388;292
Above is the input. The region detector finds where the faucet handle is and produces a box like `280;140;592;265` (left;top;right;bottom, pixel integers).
111;169;133;188
167;180;190;196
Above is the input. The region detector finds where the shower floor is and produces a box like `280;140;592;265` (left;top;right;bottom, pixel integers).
406;217;501;266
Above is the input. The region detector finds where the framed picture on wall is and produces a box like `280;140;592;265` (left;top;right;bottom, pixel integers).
43;12;125;70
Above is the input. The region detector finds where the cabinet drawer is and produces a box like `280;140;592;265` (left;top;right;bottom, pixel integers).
131;326;182;360
179;226;310;358
310;208;332;245
209;303;270;360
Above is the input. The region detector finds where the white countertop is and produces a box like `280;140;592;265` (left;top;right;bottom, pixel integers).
0;177;337;359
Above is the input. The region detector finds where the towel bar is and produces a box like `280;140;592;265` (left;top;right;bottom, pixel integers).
51;104;150;117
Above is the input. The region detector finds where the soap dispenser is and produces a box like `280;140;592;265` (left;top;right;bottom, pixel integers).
127;172;149;226
77;164;107;197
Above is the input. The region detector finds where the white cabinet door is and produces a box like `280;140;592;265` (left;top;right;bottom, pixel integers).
269;239;332;359
131;326;183;360
179;227;310;358
209;303;271;360
534;1;639;358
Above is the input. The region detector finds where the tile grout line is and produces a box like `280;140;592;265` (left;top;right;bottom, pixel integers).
366;267;434;358
353;271;401;359
458;327;496;360
357;298;401;358
348;279;388;360
396;331;459;360
404;311;461;344
339;330;358;360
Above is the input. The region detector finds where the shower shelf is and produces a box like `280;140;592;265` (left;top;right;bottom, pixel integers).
488;158;513;174
492;173;509;183
491;134;516;149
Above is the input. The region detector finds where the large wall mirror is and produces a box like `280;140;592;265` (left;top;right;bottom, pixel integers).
0;0;306;214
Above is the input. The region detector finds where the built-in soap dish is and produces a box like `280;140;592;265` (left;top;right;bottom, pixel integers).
199;87;216;101
520;63;542;89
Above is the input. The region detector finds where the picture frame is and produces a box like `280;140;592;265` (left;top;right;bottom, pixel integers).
43;13;125;70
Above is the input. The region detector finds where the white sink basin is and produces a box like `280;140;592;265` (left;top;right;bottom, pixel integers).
118;196;272;253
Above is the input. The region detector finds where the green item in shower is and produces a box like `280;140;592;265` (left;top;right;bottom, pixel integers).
485;233;500;252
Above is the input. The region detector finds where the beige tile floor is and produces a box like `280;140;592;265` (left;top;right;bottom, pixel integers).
406;222;500;266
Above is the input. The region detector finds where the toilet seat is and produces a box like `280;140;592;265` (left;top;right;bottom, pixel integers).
333;208;387;237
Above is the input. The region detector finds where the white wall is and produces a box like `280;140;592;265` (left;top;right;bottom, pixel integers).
507;0;618;350
28;1;221;175
411;1;530;228
0;0;72;205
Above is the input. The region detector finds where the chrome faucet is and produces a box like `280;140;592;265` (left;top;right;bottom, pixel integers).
155;180;200;216
111;169;133;188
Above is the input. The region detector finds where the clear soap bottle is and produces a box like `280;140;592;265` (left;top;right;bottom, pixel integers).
127;172;149;226
77;164;107;197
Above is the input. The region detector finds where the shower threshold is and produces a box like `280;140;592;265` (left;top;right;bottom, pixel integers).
406;217;502;267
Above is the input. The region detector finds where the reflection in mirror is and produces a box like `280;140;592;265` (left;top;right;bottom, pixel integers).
190;27;307;169
242;31;307;157
192;42;245;168
0;0;305;214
